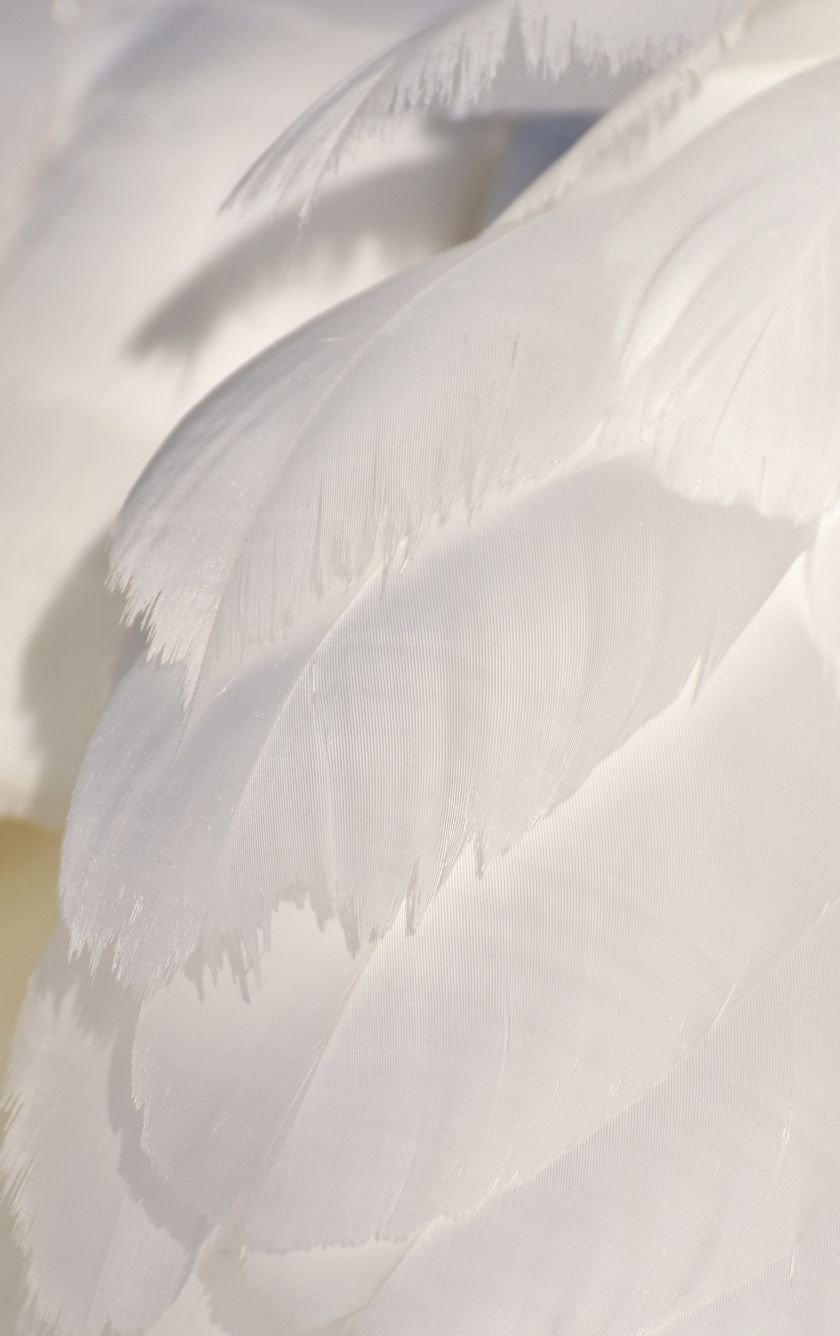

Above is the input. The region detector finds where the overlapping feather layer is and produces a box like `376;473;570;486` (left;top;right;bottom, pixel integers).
6;3;840;1335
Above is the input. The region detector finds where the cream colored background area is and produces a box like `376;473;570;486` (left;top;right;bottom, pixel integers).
0;822;59;1071
0;820;59;1332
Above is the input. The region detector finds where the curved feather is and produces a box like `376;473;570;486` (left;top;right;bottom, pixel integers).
124;564;839;1248
501;0;840;224
647;1210;840;1334
0;0;487;825
242;566;840;1251
132;905;359;1220
112;201;611;697
228;0;750;217
0;934;207;1336
349;892;840;1335
15;11;840;1333
611;55;840;518
510;49;840;524
240;1238;416;1334
142;1272;229;1336
153;1233;416;1336
113;56;840;710
63;462;803;992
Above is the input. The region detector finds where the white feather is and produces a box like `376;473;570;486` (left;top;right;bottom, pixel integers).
609;55;840;518
113;55;840;715
64;461;803;990
502;0;840;222
112;202;611;696
650;1210;840;1334
229;0;751;217
242;566;840;1252
0;0;495;826
119;563;840;1259
10;3;840;1333
348;891;840;1335
0;934;207;1336
132;905;358;1220
241;1239;414;1334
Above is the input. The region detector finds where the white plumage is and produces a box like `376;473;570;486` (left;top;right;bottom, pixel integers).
0;0;504;825
4;1;840;1333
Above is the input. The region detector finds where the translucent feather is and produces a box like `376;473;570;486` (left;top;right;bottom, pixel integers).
113;57;840;710
229;0;751;217
65;461;802;990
